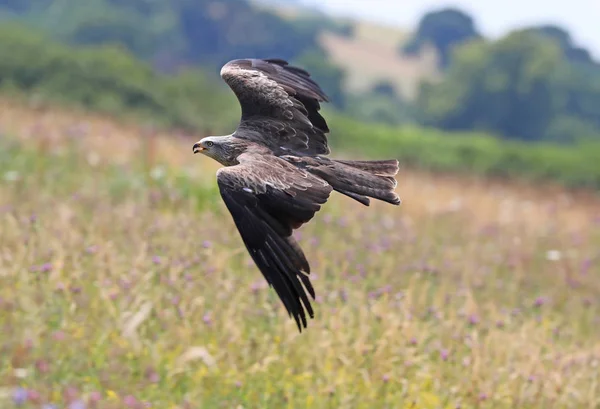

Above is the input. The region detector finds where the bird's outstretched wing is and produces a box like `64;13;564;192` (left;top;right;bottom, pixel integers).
216;152;332;332
220;58;331;156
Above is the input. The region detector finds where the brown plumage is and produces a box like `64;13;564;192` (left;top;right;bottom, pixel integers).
193;58;401;332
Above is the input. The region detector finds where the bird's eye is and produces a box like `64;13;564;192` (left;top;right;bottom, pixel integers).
205;141;214;147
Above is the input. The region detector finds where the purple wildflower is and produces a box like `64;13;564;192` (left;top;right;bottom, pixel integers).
203;312;212;326
123;395;138;408
12;387;28;405
340;288;348;302
145;367;160;384
35;359;50;374
88;391;102;404
69;400;87;409
533;297;547;307
382;374;391;383
52;330;66;341
152;256;162;265
27;389;41;403
440;349;450;361
468;314;480;325
202;240;212;248
581;258;593;275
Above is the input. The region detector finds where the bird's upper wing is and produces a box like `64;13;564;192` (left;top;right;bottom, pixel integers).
216;152;332;331
220;58;331;156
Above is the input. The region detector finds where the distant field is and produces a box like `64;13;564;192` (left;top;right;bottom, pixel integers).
1;101;599;408
320;21;441;99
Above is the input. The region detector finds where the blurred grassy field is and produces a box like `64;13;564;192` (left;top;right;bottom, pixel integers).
1;101;599;409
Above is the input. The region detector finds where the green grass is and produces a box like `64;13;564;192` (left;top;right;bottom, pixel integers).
1;122;599;408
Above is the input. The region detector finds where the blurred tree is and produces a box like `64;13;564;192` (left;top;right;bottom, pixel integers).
523;24;595;65
175;0;321;68
417;32;564;140
416;30;600;141
401;8;481;69
344;82;417;126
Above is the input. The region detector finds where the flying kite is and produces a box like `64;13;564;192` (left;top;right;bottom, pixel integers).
193;58;401;332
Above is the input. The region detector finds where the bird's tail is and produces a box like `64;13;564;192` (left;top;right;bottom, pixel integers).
303;158;401;206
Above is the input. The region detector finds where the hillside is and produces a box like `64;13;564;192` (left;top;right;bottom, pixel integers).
320;21;440;98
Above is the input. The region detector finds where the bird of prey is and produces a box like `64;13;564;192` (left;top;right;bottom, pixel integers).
193;58;401;332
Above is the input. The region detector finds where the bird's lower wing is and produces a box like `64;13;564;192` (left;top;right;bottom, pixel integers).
216;153;332;331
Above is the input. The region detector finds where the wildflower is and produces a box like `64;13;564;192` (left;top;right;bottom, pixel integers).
468;314;479;325
382;374;390;383
440;349;450;361
123;395;138;408
203;312;213;326
69;400;87;409
35;359;50;374
202;240;212;248
27;389;41;403
546;250;561;261
581;258;591;275
4;170;20;182
145;367;160;384
12;387;27;405
152;256;162;265
533;297;547;307
339;288;348;302
88;391;102;405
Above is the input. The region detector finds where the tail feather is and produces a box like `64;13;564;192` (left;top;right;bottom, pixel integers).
293;157;401;206
333;159;400;177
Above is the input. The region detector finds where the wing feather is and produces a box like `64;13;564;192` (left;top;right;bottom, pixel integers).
216;153;332;331
220;58;331;156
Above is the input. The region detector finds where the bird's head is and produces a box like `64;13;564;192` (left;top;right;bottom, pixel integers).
193;136;237;165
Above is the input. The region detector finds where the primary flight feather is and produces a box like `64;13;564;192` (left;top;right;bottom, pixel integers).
193;58;401;332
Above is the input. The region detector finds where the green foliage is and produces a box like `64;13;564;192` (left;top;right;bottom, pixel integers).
0;0;348;107
0;24;237;131
416;30;600;142
176;0;318;67
524;24;595;65
344;84;418;126
401;8;481;68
